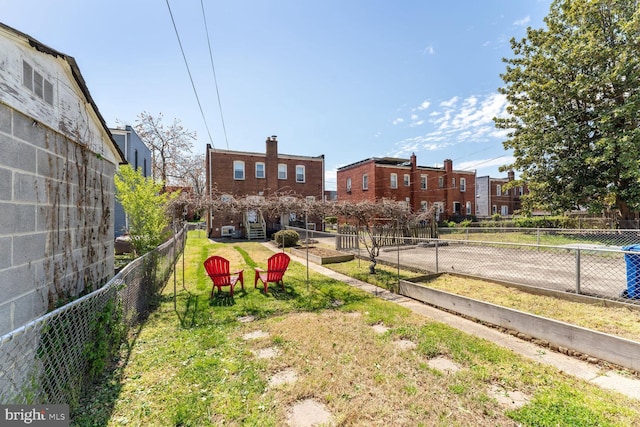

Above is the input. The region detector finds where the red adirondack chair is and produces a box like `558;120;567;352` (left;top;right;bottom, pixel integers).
204;255;244;298
254;252;291;293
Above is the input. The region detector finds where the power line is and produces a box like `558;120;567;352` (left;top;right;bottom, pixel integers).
165;0;216;149
201;0;230;150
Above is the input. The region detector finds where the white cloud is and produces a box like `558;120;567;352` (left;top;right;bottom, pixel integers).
391;92;510;159
423;44;435;55
456;156;514;173
418;100;430;110
513;16;531;27
392;117;404;125
440;96;459;108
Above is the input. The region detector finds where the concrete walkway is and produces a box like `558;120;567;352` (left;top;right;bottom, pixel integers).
282;248;640;401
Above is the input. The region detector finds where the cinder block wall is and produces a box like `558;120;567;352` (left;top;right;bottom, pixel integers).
0;103;116;335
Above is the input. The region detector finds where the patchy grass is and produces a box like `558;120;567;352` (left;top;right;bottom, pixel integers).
324;259;640;343
75;232;640;426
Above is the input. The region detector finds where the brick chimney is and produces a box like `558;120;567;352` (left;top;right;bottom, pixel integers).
444;159;453;174
508;170;515;181
265;135;278;195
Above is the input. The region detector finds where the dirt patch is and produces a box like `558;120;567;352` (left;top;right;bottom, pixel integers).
253;347;280;359
372;323;390;334
488;385;531;409
394;339;417;350
269;368;298;388
242;330;269;340
287;399;333;427
428;356;462;374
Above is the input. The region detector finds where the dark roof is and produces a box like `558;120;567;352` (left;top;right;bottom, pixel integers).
0;22;126;164
337;157;411;171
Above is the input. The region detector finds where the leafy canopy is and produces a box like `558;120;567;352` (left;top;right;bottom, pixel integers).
495;0;640;219
115;165;178;256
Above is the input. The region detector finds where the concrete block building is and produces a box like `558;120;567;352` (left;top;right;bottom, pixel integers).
0;23;125;334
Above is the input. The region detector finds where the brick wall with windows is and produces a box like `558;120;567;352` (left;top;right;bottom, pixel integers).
337;156;475;220
206;136;324;237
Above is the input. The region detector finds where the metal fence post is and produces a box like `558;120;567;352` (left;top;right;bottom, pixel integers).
575;248;581;294
435;239;439;273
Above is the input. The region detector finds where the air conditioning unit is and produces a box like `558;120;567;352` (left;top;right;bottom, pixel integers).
221;226;235;237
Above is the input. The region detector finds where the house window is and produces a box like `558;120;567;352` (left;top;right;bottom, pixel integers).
22;60;53;105
296;165;305;183
496;184;502;196
255;162;265;179
504;188;509;196
460;178;466;192
143;158;147;177
346;177;352;192
134;149;139;171
362;174;368;190
420;175;427;190
518;186;524;196
278;164;287;180
438;176;444;188
221;194;233;202
390;173;398;189
492;205;497;214
306;196;315;202
453;202;461;215
404;174;410;186
501;205;509;216
233;160;245;180
452;178;456;188
466;201;472;215
420;201;428;212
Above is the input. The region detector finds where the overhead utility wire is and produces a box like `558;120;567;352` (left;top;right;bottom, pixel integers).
165;0;216;149
201;0;230;150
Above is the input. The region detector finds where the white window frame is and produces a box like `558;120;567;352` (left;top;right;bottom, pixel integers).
362;174;368;190
420;174;427;190
404;174;410;186
466;201;472;215
346;177;352;192
460;178;466;192
233;160;245;180
278;163;287;180
296;165;305;183
255;162;265;179
492;205;497;214
420;201;428;212
306;196;315;202
438;176;444;188
452;177;456;188
496;184;502;196
390;173;398;189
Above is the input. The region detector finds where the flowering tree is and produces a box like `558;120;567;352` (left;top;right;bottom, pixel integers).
332;199;433;274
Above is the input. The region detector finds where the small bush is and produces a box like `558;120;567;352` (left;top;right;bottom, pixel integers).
274;230;300;247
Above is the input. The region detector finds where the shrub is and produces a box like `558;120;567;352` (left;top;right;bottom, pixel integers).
274;230;300;247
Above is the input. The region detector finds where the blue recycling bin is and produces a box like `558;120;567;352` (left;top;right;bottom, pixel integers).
622;244;640;298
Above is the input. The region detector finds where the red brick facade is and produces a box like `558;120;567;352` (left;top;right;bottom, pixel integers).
205;136;324;237
337;155;476;221
476;171;527;217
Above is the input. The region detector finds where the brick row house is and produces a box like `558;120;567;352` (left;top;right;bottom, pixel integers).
205;136;324;238
336;154;476;221
475;171;527;218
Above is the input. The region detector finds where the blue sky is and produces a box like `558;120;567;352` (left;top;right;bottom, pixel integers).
2;0;551;191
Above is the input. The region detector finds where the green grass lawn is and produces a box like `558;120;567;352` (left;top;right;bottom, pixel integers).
75;231;640;426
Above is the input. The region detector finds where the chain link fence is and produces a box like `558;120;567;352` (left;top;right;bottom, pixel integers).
287;226;640;305
0;225;187;410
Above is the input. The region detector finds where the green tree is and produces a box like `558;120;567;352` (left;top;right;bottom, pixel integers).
495;0;640;221
115;165;178;256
